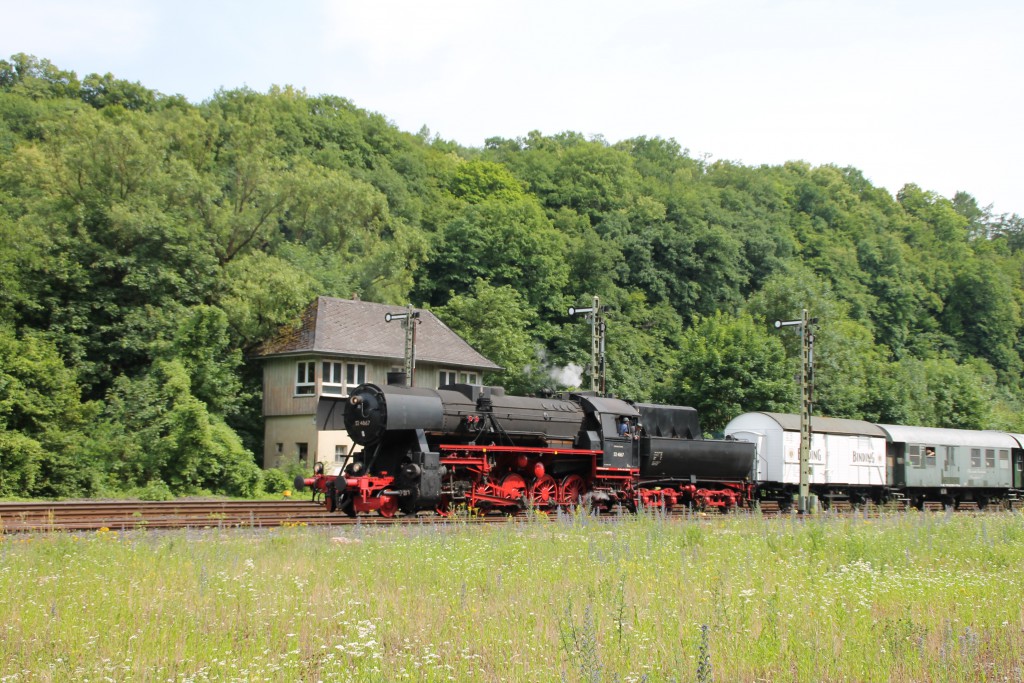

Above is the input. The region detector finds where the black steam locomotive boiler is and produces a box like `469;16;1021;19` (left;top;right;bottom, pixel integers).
299;381;756;516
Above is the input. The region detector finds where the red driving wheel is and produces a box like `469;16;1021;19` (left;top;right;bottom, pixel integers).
560;474;586;506
529;474;558;506
501;473;527;500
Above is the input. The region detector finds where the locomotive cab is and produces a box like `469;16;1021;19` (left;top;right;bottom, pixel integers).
572;395;641;470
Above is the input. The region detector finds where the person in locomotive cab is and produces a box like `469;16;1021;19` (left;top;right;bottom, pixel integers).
618;417;630;437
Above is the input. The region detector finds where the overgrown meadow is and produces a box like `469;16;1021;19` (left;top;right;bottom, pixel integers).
3;510;1024;682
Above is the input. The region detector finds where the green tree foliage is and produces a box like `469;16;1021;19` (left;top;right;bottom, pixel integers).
432;279;539;394
92;360;261;496
0;326;97;496
941;254;1022;382
601;292;684;402
894;356;996;429
164;305;247;417
415;197;569;315
655;312;793;433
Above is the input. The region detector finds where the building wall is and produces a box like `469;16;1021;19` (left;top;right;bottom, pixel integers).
317;430;356;474
263;414;317;469
262;358;319;417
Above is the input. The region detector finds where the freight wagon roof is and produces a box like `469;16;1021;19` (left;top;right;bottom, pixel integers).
729;412;886;438
253;297;502;370
878;425;1020;449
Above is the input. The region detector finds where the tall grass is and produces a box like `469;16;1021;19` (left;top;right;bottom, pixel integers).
3;509;1024;681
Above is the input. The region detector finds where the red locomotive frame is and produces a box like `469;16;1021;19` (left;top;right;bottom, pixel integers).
299;442;753;516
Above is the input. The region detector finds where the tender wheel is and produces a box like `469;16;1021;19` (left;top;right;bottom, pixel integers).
529;475;558;507
560;474;586;506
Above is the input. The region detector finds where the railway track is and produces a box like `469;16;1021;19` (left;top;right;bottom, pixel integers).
0;498;559;533
1;497;1011;534
0;499;370;533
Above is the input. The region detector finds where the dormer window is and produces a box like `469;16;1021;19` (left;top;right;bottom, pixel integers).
296;361;316;395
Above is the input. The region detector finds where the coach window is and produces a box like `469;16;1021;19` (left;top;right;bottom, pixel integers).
1000;449;1010;469
296;361;316;395
971;448;982;468
924;447;937;468
986;448;996;469
908;444;922;468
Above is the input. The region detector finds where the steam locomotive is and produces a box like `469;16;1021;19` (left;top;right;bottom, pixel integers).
297;381;756;516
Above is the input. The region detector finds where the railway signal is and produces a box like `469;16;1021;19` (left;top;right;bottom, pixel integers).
385;305;420;386
568;295;606;396
775;309;817;514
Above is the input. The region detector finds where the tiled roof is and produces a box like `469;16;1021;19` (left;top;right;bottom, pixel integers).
253;297;502;370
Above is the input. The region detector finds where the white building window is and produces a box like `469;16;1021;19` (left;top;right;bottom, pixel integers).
439;370;480;388
346;363;366;393
296;361;316;395
322;361;344;395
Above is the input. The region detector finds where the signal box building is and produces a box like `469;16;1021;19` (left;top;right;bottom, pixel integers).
253;296;500;470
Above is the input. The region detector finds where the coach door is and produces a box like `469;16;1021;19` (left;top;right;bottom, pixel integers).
1014;449;1024;490
888;441;905;488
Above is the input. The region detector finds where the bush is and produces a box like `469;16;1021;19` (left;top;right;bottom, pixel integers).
137;479;174;501
261;468;292;495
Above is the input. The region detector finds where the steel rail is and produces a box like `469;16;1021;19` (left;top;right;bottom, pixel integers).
0;498;1009;534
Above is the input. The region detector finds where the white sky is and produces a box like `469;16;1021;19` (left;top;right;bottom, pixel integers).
3;0;1022;216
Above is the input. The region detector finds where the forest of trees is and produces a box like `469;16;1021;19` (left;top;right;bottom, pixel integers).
3;53;1024;500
